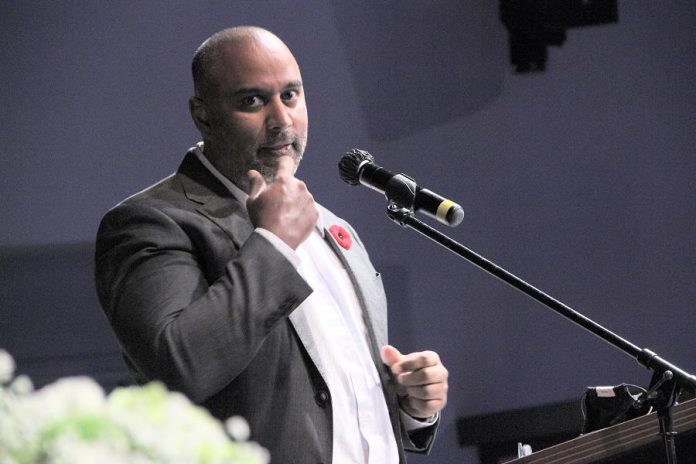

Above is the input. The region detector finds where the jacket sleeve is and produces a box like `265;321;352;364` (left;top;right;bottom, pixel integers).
94;200;313;403
402;415;440;454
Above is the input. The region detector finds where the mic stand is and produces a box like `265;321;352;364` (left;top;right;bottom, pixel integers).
657;378;679;464
386;203;696;464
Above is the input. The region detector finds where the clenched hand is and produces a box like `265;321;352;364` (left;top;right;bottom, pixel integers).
381;345;449;420
246;156;318;249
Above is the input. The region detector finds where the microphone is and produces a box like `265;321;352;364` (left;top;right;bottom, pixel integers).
338;148;464;227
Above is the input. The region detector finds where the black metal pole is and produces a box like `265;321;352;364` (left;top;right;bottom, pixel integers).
386;205;696;392
658;406;678;464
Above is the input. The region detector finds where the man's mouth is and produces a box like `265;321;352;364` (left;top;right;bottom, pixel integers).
259;143;294;157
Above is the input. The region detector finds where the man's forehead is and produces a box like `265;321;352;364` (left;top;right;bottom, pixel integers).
212;39;302;91
217;32;294;65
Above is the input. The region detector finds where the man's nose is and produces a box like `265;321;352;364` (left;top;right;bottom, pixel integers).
266;97;292;132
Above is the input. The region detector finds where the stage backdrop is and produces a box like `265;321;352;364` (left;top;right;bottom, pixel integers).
1;2;695;463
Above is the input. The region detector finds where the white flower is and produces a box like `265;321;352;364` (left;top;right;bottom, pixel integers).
226;415;251;442
33;376;105;416
10;375;33;394
0;351;269;464
0;349;15;383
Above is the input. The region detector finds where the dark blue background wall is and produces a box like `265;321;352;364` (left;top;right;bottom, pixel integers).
2;2;695;462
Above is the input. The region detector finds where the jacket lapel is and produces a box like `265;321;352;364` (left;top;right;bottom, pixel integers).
286;211;387;396
177;150;254;249
322;210;407;459
321;211;388;350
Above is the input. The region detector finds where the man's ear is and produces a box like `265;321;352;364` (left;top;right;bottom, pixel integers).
189;96;211;136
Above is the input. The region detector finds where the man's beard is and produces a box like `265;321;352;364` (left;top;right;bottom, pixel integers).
222;135;306;191
251;131;306;182
251;144;304;183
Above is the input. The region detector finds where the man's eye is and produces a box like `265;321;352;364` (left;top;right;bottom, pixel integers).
281;90;299;101
240;96;264;107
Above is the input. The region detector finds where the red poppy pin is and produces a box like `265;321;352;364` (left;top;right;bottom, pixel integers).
329;225;352;250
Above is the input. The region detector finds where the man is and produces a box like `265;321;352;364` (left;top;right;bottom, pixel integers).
95;26;448;463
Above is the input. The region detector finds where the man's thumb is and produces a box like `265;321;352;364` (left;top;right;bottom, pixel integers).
380;344;402;368
247;170;267;199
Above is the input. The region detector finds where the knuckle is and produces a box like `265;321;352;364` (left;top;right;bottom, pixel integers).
424;350;440;362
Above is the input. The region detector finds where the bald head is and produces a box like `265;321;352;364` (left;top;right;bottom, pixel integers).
187;26;308;190
192;26;293;100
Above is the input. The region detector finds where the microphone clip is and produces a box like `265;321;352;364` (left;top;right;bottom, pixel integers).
383;174;418;212
386;203;415;228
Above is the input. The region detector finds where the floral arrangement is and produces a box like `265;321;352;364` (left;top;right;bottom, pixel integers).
0;349;269;464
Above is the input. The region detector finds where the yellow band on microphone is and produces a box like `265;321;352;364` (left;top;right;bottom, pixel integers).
436;199;455;223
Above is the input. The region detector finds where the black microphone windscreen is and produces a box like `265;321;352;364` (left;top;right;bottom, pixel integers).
338;149;374;185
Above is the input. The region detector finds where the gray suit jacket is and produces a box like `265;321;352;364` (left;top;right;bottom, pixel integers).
95;148;437;463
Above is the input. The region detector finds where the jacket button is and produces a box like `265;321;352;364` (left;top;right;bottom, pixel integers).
314;390;330;407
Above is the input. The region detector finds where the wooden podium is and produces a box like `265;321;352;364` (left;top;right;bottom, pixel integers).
504;398;696;463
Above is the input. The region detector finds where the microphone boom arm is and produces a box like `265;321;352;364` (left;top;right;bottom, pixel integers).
385;203;696;392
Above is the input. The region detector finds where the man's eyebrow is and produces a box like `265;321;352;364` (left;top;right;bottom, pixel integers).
231;87;264;97
285;80;303;89
230;80;303;98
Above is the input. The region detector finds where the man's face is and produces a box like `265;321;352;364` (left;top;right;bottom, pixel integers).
200;36;308;191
